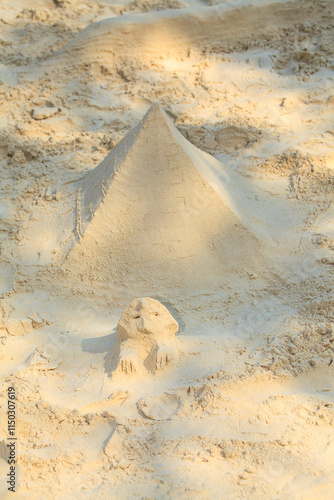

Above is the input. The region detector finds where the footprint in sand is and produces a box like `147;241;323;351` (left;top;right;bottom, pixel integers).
137;393;180;421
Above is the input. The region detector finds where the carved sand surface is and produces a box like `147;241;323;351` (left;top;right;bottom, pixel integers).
0;0;334;499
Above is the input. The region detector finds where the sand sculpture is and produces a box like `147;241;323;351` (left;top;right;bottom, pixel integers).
60;103;260;290
115;297;179;374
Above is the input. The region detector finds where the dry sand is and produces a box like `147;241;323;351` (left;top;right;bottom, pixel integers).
0;0;334;498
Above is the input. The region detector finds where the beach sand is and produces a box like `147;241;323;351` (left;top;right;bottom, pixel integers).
0;0;333;498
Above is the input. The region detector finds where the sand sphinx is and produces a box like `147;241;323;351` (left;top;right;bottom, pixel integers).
114;297;179;375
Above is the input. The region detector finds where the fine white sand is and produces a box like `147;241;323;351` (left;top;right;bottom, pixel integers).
0;0;333;499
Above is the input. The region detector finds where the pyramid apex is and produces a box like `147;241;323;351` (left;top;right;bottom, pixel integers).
149;102;161;109
143;102;167;121
147;102;163;112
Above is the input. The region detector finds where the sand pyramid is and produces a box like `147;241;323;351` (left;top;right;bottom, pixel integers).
61;104;260;290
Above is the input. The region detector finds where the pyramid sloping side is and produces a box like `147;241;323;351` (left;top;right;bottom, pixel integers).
64;104;261;289
58;107;156;253
79;115;144;236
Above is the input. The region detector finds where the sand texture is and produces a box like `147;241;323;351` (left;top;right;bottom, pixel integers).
0;0;334;499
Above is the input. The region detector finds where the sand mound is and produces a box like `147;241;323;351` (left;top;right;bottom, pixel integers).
61;104;261;291
53;0;333;73
55;1;323;63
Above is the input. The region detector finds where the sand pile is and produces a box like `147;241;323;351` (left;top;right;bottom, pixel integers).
53;0;333;74
61;103;261;291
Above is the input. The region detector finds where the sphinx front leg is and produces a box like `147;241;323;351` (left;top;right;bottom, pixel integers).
117;341;142;374
155;342;179;370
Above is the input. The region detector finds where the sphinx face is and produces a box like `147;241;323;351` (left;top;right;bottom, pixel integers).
117;297;178;342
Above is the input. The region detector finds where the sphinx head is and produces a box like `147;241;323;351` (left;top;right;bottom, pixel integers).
117;297;178;342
